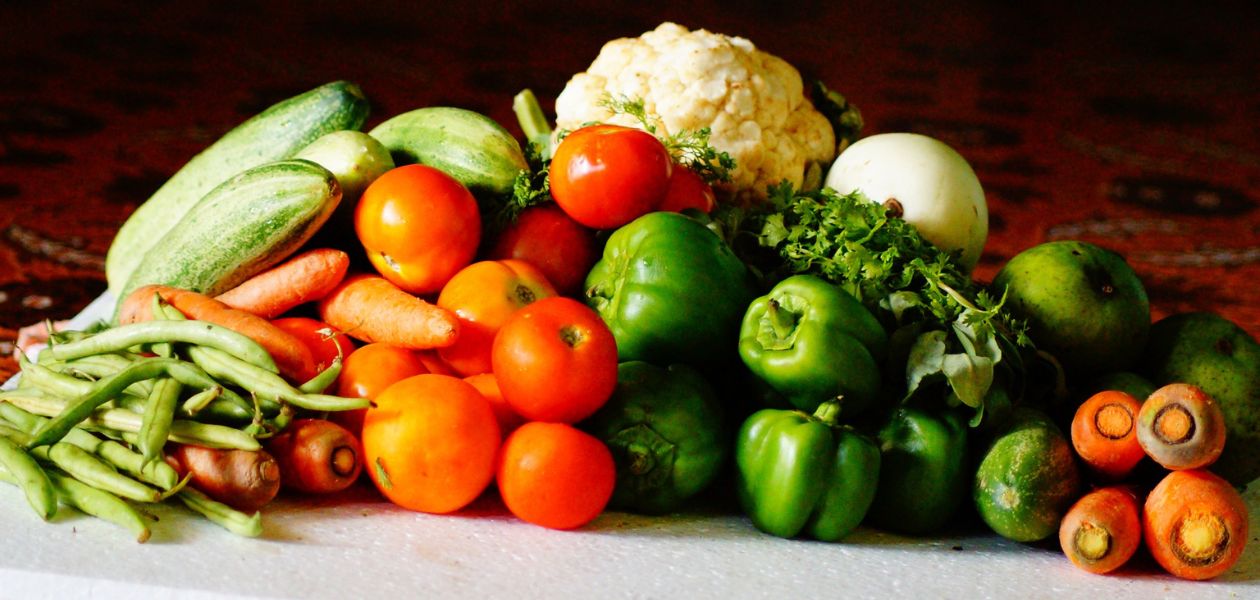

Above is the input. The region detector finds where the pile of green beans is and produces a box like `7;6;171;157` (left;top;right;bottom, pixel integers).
0;313;368;541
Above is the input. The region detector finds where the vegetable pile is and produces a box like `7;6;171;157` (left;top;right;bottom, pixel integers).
2;21;1256;582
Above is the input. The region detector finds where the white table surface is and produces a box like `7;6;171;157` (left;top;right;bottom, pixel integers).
2;294;1257;599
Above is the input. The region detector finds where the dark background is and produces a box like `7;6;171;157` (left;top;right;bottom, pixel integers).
2;1;1259;378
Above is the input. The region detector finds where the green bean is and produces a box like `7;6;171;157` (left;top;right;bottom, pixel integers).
138;378;181;463
0;464;151;543
177;487;263;538
181;385;221;416
3;404;176;490
149;293;176;358
0;436;56;520
52;470;151;542
187;346;367;413
27;358;186;448
3;391;261;451
45;442;161;503
298;356;342;394
46;320;278;374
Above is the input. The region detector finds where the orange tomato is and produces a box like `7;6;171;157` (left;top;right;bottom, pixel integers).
362;374;500;514
463;373;524;437
497;422;615;530
491;297;618;424
437;259;557;376
356;164;481;295
331;343;430;437
270;317;356;387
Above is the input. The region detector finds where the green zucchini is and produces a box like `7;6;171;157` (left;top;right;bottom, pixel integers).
368;106;527;202
113;160;341;320
106;81;370;295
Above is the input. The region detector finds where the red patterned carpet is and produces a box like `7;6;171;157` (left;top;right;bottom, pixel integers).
2;1;1258;380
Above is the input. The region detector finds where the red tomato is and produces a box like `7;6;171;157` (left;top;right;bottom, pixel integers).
497;422;615;530
271;317;357;386
437;260;556;376
332;343;430;437
356;164;481;295
490;297;618;424
362;374;500;514
549;124;672;230
657;166;717;214
490;204;598;297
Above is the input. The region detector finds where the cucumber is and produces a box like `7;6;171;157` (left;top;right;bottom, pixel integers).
114;160;341;320
368;106;527;202
106;81;370;295
973;408;1081;542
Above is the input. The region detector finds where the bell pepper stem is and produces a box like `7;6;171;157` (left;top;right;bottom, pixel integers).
765;299;797;342
812;399;844;428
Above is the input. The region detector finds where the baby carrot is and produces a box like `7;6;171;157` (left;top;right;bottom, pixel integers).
1071;390;1146;480
1143;469;1248;580
1136;383;1226;471
216;248;350;319
1059;486;1142;574
119;285;316;384
317;274;460;349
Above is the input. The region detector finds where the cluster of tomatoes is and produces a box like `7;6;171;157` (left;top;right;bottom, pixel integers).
288;122;719;529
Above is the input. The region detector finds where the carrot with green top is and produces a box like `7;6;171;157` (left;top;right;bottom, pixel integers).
216;248;350;319
118;285;316;383
317;274;460;349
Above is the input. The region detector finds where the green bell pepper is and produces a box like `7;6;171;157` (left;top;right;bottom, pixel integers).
735;400;881;541
866;407;969;535
583;361;728;514
738;274;887;417
585;212;756;366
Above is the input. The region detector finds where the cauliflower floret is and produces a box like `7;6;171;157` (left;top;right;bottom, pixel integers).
555;22;836;204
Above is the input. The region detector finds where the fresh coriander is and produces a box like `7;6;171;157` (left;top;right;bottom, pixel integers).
599;93;736;184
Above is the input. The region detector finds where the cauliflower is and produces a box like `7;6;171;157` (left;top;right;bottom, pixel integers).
554;22;836;204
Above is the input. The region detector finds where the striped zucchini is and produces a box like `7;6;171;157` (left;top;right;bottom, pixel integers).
106;81;370;295
113;160;341;320
368;106;527;202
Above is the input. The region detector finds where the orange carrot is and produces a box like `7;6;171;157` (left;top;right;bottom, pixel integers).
1059;486;1143;575
417;350;458;377
1071;390;1146;480
1143;469;1249;580
119;285;316;383
167;444;281;513
215;248;350;319
265;418;362;495
1136;383;1227;471
317;274;460;349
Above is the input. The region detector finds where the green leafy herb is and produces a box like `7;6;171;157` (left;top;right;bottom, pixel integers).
598;93;736;184
722;182;1031;423
495;140;553;232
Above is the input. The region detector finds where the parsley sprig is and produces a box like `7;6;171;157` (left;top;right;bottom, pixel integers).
720;182;1031;424
598;94;736;184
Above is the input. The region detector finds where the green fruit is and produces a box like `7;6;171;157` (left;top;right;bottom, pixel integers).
1141;312;1260;486
974;408;1081;542
991;241;1149;377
